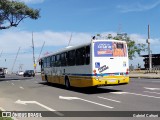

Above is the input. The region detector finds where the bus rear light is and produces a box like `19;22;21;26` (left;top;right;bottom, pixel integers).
93;69;96;73
126;68;129;75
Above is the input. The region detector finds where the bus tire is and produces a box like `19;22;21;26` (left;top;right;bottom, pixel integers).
65;77;70;89
45;75;48;83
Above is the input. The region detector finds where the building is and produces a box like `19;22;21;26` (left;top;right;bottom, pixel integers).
141;54;160;69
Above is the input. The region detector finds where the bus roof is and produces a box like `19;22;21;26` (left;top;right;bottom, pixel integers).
40;39;126;59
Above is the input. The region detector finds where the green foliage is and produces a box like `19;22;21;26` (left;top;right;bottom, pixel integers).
113;34;146;60
0;0;40;29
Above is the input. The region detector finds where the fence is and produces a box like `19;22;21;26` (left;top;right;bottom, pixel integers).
145;68;160;74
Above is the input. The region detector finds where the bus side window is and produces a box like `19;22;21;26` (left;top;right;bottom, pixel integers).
47;57;51;67
76;47;85;65
61;52;67;66
56;54;61;67
51;55;55;67
86;45;90;65
44;58;47;68
68;50;75;66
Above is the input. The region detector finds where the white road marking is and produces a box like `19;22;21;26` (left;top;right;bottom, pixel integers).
98;96;121;103
6;81;9;83
110;92;127;94
144;87;160;90
0;107;5;111
19;86;24;89
12;83;14;85
151;81;160;83
34;81;38;83
144;91;160;95
59;96;113;109
15;100;63;116
111;92;160;99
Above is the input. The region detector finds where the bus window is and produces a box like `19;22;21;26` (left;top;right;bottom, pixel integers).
61;52;67;66
68;50;75;66
55;54;61;67
76;47;85;65
86;45;90;65
44;58;47;68
51;55;56;67
47;57;51;67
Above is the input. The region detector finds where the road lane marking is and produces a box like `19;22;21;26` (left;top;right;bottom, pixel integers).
12;83;14;85
111;92;160;99
6;81;9;83
0;107;5;111
59;96;113;109
144;87;160;90
144;91;160;95
98;96;121;103
19;86;24;89
110;92;127;94
151;81;160;83
15;100;63;116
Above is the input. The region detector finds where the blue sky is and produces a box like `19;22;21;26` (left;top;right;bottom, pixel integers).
1;0;160;71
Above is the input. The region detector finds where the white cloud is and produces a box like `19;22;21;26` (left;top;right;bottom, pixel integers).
0;30;160;71
14;0;44;4
0;30;92;71
117;1;160;13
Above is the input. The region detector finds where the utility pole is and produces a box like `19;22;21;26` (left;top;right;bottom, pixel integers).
146;24;152;71
32;32;36;75
11;47;20;73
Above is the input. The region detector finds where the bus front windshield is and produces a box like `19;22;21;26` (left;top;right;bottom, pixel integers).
94;41;127;57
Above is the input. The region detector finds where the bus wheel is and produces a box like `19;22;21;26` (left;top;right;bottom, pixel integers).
45;75;48;83
65;77;70;89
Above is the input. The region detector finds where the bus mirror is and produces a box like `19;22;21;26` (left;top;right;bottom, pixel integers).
39;61;41;65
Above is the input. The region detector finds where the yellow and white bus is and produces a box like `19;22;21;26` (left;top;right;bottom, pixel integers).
39;37;129;88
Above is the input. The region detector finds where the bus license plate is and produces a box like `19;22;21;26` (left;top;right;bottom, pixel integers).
108;80;116;83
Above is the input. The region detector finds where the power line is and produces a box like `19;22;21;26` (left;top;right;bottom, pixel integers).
68;33;72;46
38;41;45;61
11;47;21;72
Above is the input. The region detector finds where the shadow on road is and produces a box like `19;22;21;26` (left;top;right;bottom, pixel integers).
39;82;122;94
0;77;33;81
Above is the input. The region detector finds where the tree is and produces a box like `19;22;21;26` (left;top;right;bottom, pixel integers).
0;0;40;29
113;33;146;60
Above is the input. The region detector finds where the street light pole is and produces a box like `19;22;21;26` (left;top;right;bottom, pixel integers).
147;24;152;71
32;32;36;75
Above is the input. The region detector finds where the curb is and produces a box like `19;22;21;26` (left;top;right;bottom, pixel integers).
130;76;160;79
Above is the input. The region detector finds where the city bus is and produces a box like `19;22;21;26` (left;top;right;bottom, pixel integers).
39;36;129;88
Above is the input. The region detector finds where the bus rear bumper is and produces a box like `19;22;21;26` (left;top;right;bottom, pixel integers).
91;76;129;87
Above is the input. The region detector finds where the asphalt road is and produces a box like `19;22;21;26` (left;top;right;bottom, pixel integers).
0;74;160;120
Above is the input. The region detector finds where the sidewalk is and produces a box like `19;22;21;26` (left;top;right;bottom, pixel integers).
129;71;160;79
